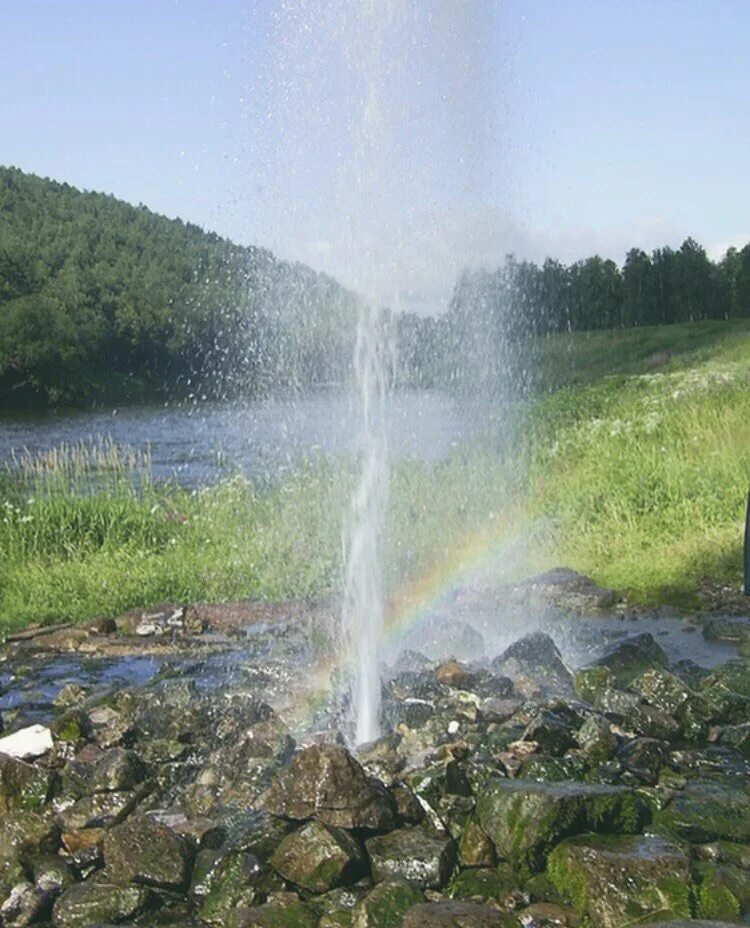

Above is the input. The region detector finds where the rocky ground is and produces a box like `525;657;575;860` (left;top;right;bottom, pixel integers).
1;575;750;927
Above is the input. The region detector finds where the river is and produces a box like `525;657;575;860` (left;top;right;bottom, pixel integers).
0;390;495;486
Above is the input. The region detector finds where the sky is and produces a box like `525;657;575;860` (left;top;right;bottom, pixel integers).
2;0;749;314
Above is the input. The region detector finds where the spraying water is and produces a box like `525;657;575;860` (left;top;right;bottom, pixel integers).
341;301;391;745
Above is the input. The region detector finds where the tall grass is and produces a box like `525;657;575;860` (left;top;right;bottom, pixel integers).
1;319;748;633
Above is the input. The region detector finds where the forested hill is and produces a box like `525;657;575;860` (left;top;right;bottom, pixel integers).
0;166;358;408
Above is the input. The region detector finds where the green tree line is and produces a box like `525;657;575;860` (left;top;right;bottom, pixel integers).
0;166;357;407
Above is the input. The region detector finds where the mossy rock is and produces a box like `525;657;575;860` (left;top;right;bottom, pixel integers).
195;851;266;925
51;880;151;928
229;897;318;928
366;826;456;889
458;820;496;868
0;753;53;812
475;778;648;873
352;880;425;928
270;820;365;892
694;860;750;917
655;782;750;843
547;834;692;928
573;666;614;704
591;633;668;686
445;865;520;906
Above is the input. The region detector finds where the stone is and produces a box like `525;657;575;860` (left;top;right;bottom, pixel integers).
0;725;53;759
103;815;193;890
61;829;105;870
0;812;59;899
195;851;266;925
522;710;575;755
0;881;54;927
228;894;317;928
475;778;648;872
51;880;151;928
58;790;138;830
693;861;749;920
401;900;511;927
366;826;456;889
491;634;573;695
548;834;692;928
718;722;750;756
458;821;496;868
479;697;522;723
515;902;578;926
261;744;395;831
591;632;668;686
436;661;477;689
50;710;91;745
352;880;426;928
616;737;668;785
0;753;52;812
498;568;618;615
631;667;711;740
270;820;365;892
655;782;750;843
575;715;617;763
446;866;522;907
89;747;147;792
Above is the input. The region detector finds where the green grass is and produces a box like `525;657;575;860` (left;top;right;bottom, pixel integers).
1;318;749;633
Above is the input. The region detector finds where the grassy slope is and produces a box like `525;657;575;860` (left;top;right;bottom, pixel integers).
0;318;748;633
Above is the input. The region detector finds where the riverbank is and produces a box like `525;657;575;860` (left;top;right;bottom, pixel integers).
1;318;749;634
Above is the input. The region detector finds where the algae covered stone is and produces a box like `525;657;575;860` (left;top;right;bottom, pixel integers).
352;880;425;928
270;820;365;892
548;834;692;928
0;753;52;812
475;777;647;872
51;880;151;928
103;815;193;890
401;900;513;927
261;744;395;831
655;781;750;842
366;826;456;889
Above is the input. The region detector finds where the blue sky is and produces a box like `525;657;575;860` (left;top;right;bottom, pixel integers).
2;0;749;313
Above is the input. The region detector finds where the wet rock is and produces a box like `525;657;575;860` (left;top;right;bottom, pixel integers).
655;781;750;842
103;815;193;890
446;866;522;907
590;632;668;686
0;753;53;812
0;881;54;927
351;880;425;928
61;828;105;871
0;812;59;899
229;893;317;928
499;568;618;615
366;826;456;889
53;684;88;710
475;778;648;872
616;737;668;785
548;834;691;928
522;710;575;756
51;879;151;928
436;661;477;689
515;901;578;926
58;789;139;830
261;744;395;831
695;840;750;871
479;697;522;723
87;705;134;749
717;722;750;756
458;821;496;868
401;900;510;927
491;634;573;695
631;666;711;740
575;715;617;763
88;747;148;792
390;783;425;825
693;861;748;919
194;850;267;924
270;820;365;892
0;725;53;760
667;747;750;784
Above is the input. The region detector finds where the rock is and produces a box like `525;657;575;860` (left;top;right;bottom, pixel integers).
58;790;138;831
655;781;750;842
695;840;750;871
693;861;748;919
53;684;88;709
103;815;193;890
718;722;750;756
51;880;151;928
365;826;456;889
89;747;148;792
0;881;54;927
261;744;395;831
0;812;59;899
479;697;522;723
352;880;426;928
590;632;668;686
522;710;575;755
475;778;648;872
270;820;365;892
631;667;711;739
548;834;691;928
60;829;104;871
435;661;477;689
616;737;668;785
228;894;317;928
498;568;618;615
458;821;496;868
491;634;573;695
401;900;510;927
0;725;53;759
0;753;52;812
194;850;266;925
446;866;522;907
575;715;616;763
515;902;579;926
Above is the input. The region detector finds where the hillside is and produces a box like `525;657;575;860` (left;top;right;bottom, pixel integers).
0;166;357;407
